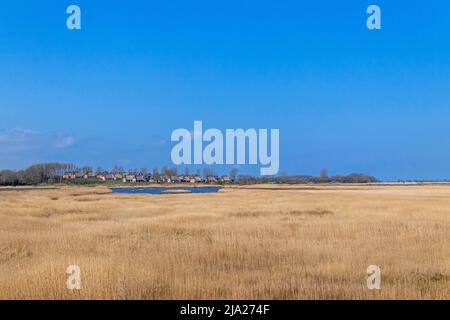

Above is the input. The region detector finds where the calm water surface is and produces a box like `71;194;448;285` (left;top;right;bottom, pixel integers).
111;187;222;195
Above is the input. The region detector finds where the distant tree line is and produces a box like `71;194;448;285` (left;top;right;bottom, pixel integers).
0;163;74;186
0;163;379;186
236;172;378;185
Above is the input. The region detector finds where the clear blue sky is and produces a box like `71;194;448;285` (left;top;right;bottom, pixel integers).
1;1;449;180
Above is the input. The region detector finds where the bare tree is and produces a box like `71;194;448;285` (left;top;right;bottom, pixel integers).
167;167;177;176
320;168;328;181
82;166;93;174
112;165;124;173
152;167;160;180
202;168;212;178
230;168;238;181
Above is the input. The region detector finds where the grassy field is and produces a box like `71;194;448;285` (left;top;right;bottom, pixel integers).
0;184;449;299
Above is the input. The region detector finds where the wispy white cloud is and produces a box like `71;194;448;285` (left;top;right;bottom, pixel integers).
0;128;75;153
53;135;76;148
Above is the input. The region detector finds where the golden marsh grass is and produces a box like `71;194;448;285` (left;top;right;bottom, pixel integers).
0;185;449;299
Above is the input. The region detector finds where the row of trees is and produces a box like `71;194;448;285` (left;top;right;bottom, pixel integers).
0;163;377;186
237;169;378;185
0;163;74;186
65;165;236;180
0;163;239;186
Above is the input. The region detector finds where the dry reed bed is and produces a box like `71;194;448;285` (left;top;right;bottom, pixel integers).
0;185;449;299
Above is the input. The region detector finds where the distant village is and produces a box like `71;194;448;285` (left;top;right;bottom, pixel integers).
0;162;380;186
62;171;232;184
